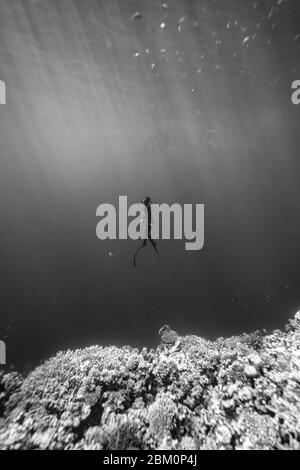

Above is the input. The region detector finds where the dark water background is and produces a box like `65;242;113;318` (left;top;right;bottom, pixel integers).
0;0;300;371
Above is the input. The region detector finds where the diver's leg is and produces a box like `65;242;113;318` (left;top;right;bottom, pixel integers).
149;237;159;260
133;240;147;267
147;223;159;259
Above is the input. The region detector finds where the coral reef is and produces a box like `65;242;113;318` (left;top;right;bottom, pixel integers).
0;312;300;450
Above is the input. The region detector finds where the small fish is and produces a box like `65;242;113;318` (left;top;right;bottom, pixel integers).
131;12;142;21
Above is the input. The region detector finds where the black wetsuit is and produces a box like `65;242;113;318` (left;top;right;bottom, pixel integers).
133;197;159;266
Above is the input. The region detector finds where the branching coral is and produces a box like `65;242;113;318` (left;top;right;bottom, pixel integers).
0;312;299;450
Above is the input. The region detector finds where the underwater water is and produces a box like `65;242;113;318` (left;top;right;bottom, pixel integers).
0;0;299;371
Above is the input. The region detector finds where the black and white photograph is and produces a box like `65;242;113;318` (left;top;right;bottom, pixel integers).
0;0;300;453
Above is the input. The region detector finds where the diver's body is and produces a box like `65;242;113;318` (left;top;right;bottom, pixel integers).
133;197;159;267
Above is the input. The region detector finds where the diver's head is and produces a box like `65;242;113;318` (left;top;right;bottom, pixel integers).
142;196;151;205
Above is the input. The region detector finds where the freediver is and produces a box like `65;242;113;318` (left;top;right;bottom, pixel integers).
133;196;159;267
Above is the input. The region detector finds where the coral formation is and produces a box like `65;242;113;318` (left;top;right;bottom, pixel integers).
0;312;300;450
